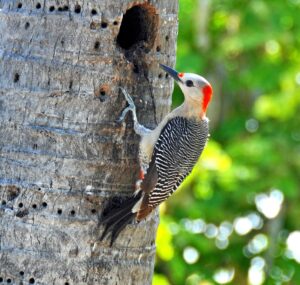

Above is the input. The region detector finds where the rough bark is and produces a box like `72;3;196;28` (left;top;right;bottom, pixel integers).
0;1;178;284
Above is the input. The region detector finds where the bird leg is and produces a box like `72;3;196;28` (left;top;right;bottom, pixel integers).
117;88;151;137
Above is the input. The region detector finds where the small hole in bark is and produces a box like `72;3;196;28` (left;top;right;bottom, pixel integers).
57;209;62;215
100;90;106;96
70;210;75;216
65;282;69;285
63;5;69;11
156;46;161;52
90;22;97;30
165;35;169;41
1;200;6;205
133;65;139;74
0;277;3;282
18;202;23;208
38;187;41;191
58;7;63;11
74;4;81;13
19;271;24;276
17;3;22;8
49;6;55;12
91;9;97;15
91;209;97;214
29;277;35;284
69;80;73;89
158;73;163;79
7;279;11;284
94;41;100;50
42;202;47;208
32;204;37;209
113;21;118;25
36;3;41;9
101;22;108;29
117;4;158;50
14;73;20;83
24;22;30;29
165;73;169;79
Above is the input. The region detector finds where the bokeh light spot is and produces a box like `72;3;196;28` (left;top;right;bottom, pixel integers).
183;247;199;264
213;268;235;284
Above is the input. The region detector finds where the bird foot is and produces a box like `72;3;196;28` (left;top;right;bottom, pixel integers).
116;88;137;123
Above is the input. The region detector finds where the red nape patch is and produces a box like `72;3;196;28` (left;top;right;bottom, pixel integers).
202;85;213;113
178;72;184;78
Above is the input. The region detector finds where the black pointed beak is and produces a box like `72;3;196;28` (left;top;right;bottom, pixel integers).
159;64;183;83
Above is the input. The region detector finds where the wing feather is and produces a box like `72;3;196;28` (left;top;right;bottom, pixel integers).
137;117;209;220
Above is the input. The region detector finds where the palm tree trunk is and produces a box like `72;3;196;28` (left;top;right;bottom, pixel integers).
0;1;178;284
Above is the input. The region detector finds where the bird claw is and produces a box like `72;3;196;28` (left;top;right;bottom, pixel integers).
116;106;131;123
119;87;135;109
117;88;136;123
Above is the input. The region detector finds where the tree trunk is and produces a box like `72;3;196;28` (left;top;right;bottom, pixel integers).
0;1;178;284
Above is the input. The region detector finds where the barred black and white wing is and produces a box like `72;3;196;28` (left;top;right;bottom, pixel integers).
137;117;209;220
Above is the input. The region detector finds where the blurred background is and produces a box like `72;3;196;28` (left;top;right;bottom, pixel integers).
154;0;300;284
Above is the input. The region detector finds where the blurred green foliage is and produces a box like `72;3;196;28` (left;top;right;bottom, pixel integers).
154;0;300;284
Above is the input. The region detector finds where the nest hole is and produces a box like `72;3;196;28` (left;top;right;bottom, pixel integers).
42;202;47;208
18;202;23;208
1;200;6;205
36;3;41;9
57;209;62;215
117;4;158;50
32;204;37;209
70;210;75;216
19;271;24;276
91;9;97;15
29;277;35;284
17;3;22;9
7;279;11;284
49;6;55;12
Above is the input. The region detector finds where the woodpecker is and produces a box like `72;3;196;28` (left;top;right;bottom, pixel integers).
100;64;213;244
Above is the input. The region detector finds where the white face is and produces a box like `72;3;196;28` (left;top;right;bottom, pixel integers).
177;73;211;102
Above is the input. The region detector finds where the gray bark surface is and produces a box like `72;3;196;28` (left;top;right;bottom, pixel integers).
0;0;178;284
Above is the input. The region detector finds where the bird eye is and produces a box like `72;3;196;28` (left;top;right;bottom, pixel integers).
186;80;194;87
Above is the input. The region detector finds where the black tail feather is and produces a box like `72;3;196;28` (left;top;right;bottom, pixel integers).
100;193;141;245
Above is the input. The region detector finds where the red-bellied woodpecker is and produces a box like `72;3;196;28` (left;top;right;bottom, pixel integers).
100;64;213;244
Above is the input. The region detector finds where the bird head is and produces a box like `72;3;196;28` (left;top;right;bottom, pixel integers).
160;64;213;114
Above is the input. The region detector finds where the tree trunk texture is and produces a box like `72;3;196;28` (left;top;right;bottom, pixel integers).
0;1;178;284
